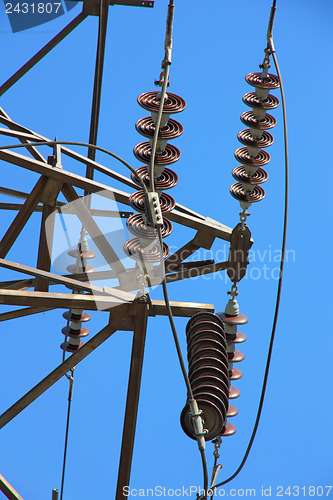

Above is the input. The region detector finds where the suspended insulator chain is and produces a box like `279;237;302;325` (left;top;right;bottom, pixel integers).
180;312;237;442
216;297;248;439
123;90;186;267
230;69;280;212
61;236;95;353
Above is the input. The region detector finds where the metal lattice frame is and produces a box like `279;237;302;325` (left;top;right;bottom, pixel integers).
0;2;242;498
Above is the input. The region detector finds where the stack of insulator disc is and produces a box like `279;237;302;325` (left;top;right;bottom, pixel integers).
124;90;186;266
230;70;280;209
214;301;248;432
180;312;237;441
61;239;95;352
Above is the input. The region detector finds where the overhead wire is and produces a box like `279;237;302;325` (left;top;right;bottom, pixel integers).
60;369;74;500
0;140;149;198
149;0;174;192
213;0;289;489
149;4;208;497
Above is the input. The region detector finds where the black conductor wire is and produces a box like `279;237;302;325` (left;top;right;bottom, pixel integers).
60;370;74;500
214;13;289;491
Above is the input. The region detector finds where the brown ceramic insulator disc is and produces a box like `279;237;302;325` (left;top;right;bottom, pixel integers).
230;182;266;204
63;311;91;322
127;214;173;239
62;326;90;338
191;391;228;421
230;367;243;380
67;249;96;259
229;386;241;399
129;190;176;214
187;338;228;359
241;111;277;130
66;264;95;274
237;129;274;149
123;237;170;262
187;330;227;350
188;347;229;367
243;91;280;110
217;311;249;325
135;116;184;140
186;321;225;340
131;166;179;190
189;366;229;391
192;391;228;423
245;72;280;90
226;331;247;343
191;377;230;409
189;352;229;374
133;142;181;165
137;91;186;114
186;312;225;334
229;349;245;363
232;166;268;186
61;340;85;352
227;404;238;418
234;147;271;166
180;399;224;441
189;356;229;379
222;421;237;436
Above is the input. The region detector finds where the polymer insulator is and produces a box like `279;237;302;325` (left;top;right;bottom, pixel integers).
180;312;235;441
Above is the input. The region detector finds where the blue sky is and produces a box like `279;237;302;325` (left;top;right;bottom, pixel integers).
0;0;332;499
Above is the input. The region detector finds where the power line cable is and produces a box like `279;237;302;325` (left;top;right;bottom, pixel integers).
60;369;74;500
214;4;289;490
0;140;149;198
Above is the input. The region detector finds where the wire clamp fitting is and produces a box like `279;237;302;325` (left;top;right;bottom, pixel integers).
227;283;239;300
212;436;222;459
154;71;170;87
239;209;250;224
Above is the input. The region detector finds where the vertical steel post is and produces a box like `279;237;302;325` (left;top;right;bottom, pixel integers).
115;299;149;499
